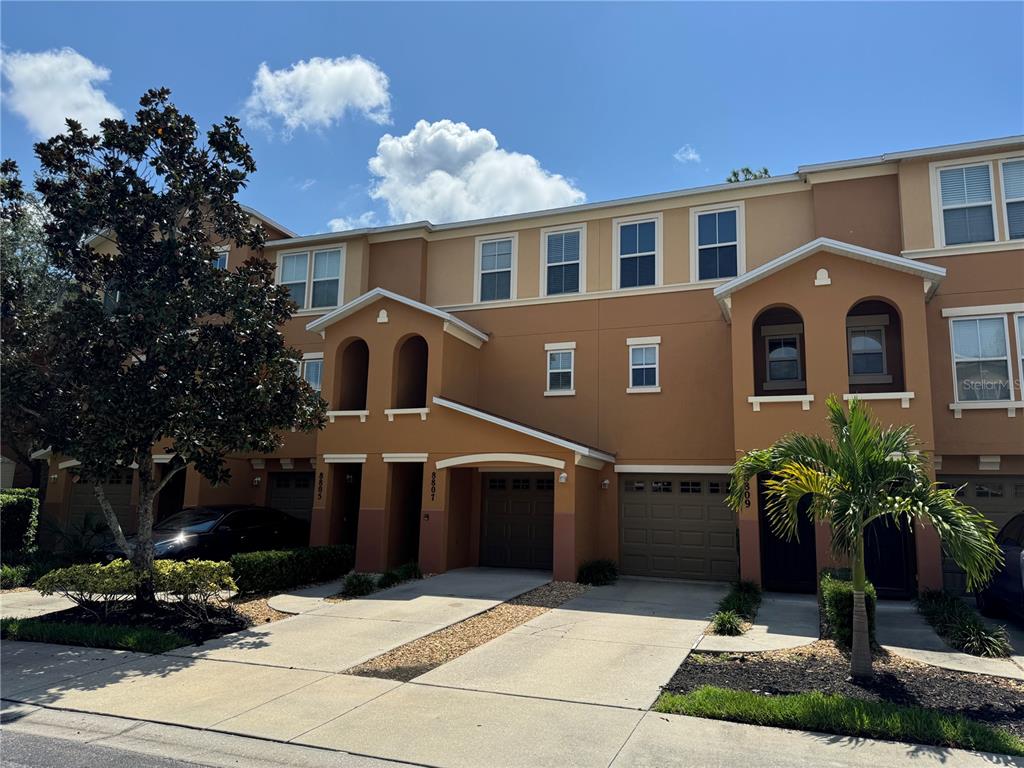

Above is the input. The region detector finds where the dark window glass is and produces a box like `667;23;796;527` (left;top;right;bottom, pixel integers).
512;478;530;490
488;478;506;491
625;481;645;492
680;481;701;493
536;478;554;491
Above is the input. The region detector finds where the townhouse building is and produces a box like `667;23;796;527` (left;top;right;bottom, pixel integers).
41;136;1024;597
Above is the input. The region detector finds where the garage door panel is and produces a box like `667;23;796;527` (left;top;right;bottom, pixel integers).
619;474;738;582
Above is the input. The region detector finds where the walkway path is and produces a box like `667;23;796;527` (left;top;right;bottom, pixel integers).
696;592;819;653
1;590;74;619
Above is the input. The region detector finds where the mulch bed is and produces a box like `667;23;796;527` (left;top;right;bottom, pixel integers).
345;581;589;682
31;602;250;645
665;640;1024;738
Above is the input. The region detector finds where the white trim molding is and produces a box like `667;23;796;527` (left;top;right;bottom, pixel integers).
941;303;1024;318
612;211;663;290
385;407;429;422
748;394;815;412
544;341;577;351
690;200;746;283
276;243;346;312
435;453;565;470
474;231;519;303
613;464;733;474
978;455;1001;471
152;454;174;464
949;401;1023;418
574;453;605;470
323;453;367;464
843;391;915;409
383;453;429;463
539;222;587;297
250;459;266;470
58;459;81;470
327;410;369;424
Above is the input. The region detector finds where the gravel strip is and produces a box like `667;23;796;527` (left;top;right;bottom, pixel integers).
230;595;289;626
346;581;589;682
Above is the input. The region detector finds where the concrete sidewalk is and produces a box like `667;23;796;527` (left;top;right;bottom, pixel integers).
1;590;74;619
696;592;819;653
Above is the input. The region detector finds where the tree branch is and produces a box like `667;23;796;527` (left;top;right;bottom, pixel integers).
93;482;133;557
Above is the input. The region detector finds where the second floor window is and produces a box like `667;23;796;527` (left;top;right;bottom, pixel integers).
618;219;657;288
479;237;513;301
280;248;343;309
545;229;581;295
629;344;659;389
939;164;995;246
212;249;228;270
696;208;738;280
299;358;323;392
950;316;1011;402
1002;159;1024;240
848;327;886;377
765;334;801;383
547;350;574;393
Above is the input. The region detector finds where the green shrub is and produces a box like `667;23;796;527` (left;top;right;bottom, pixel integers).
153;559;236;621
654;687;1023;756
819;572;876;648
376;570;403;590
230;545;354;595
1;563;30;589
577;559;618;586
0;490;39;563
917;589;1012;658
711;609;745;636
34;559;139;617
396;561;422;581
718;580;762;623
342;572;376;597
1;617;187;654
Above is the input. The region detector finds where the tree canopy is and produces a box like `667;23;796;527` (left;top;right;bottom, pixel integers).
726;167;771;183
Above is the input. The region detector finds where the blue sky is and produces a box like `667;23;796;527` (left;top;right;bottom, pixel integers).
2;2;1022;236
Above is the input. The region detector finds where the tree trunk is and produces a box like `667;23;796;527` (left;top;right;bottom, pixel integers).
133;459;158;606
850;536;873;679
93;483;133;557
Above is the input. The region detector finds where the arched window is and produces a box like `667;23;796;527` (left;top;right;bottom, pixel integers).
753;306;806;396
846;299;904;393
394;335;428;408
335;339;369;410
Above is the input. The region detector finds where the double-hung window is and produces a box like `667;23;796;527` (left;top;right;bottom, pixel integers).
212;248;229;270
279;247;344;310
765;335;802;384
848;327;887;377
543;227;583;295
298;355;323;392
616;218;658;289
478;236;514;302
626;336;660;393
696;207;739;280
938;164;995;246
544;342;575;395
1001;158;1024;241
950;316;1012;402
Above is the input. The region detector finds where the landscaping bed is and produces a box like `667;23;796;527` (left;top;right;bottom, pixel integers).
664;641;1024;739
346;581;588;682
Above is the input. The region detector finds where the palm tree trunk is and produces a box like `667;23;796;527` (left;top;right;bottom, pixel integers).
850;536;873;679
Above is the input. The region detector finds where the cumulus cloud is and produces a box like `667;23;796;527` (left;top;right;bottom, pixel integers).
367;119;585;224
673;144;701;164
328;211;378;231
245;56;390;134
1;47;121;138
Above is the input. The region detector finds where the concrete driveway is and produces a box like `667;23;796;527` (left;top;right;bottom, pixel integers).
414;577;727;708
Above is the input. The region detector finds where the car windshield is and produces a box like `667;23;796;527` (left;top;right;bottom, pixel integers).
154;507;226;534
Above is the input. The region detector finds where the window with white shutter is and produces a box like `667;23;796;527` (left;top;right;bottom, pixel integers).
938;164;995;246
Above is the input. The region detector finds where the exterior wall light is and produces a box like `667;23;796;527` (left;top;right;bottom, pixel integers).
558;472;568;484
601;479;610;490
252;475;262;488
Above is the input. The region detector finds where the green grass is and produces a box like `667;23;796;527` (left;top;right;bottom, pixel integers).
654;687;1023;756
0;617;188;654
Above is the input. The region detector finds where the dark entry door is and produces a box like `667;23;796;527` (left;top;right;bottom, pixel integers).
480;473;553;569
340;464;362;549
864;519;916;598
759;480;817;593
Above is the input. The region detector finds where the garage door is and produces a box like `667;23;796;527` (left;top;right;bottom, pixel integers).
480;473;553;569
938;474;1024;594
620;474;738;581
69;470;135;534
268;472;315;521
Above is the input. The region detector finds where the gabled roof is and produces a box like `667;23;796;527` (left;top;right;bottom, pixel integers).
432;397;615;463
241;205;298;238
305;287;489;346
712;237;947;321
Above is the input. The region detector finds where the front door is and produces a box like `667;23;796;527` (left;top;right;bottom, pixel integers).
864;518;916;598
759;479;817;593
480;473;553;569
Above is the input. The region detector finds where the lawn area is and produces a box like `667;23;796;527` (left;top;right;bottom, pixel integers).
655;686;1024;756
1;617;187;654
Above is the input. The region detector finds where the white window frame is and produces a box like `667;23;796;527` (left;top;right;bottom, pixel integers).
544;341;576;396
299;352;324;392
846;324;891;385
474;233;518;303
690;201;745;283
276;244;346;313
998;157;1024;241
212;246;229;270
948;314;1015;404
612;213;662;290
929;158;998;249
626;336;661;394
1015;313;1024;396
539;224;587;297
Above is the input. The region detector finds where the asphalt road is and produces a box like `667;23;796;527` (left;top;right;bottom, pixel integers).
2;731;207;768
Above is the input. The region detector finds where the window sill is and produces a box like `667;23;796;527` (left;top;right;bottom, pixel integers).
902;239;1022;260
948;401;1024;418
384;407;430;422
626;386;661;394
748;394;814;412
326;410;369;423
843;392;914;409
544;390;575;397
292;308;335;317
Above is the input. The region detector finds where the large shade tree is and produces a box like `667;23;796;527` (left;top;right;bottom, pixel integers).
1;89;325;593
728;395;1001;679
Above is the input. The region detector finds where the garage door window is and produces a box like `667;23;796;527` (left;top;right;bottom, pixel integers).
536;477;554;490
708;480;727;494
680;480;701;493
975;483;1004;498
625;480;645;492
652;480;673;493
488;478;506;490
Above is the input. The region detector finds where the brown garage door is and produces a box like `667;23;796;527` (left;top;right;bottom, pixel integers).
619;474;738;581
268;472;315;521
480;472;553;570
938;475;1024;594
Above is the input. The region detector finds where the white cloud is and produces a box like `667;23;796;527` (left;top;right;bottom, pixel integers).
367;119;585;224
1;47;121;138
298;178;317;191
328;211;378;232
245;56;390;134
673;144;701;164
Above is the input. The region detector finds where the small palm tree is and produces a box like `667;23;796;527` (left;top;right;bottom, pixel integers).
727;395;1001;679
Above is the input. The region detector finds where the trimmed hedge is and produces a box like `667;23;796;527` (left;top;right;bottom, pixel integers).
0;489;39;563
1;563;30;589
231;545;354;595
577;559;618;586
820;572;876;648
1;617;187;654
342;572;376;597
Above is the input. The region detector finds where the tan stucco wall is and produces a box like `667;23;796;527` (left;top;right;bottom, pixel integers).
812;175;902;253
